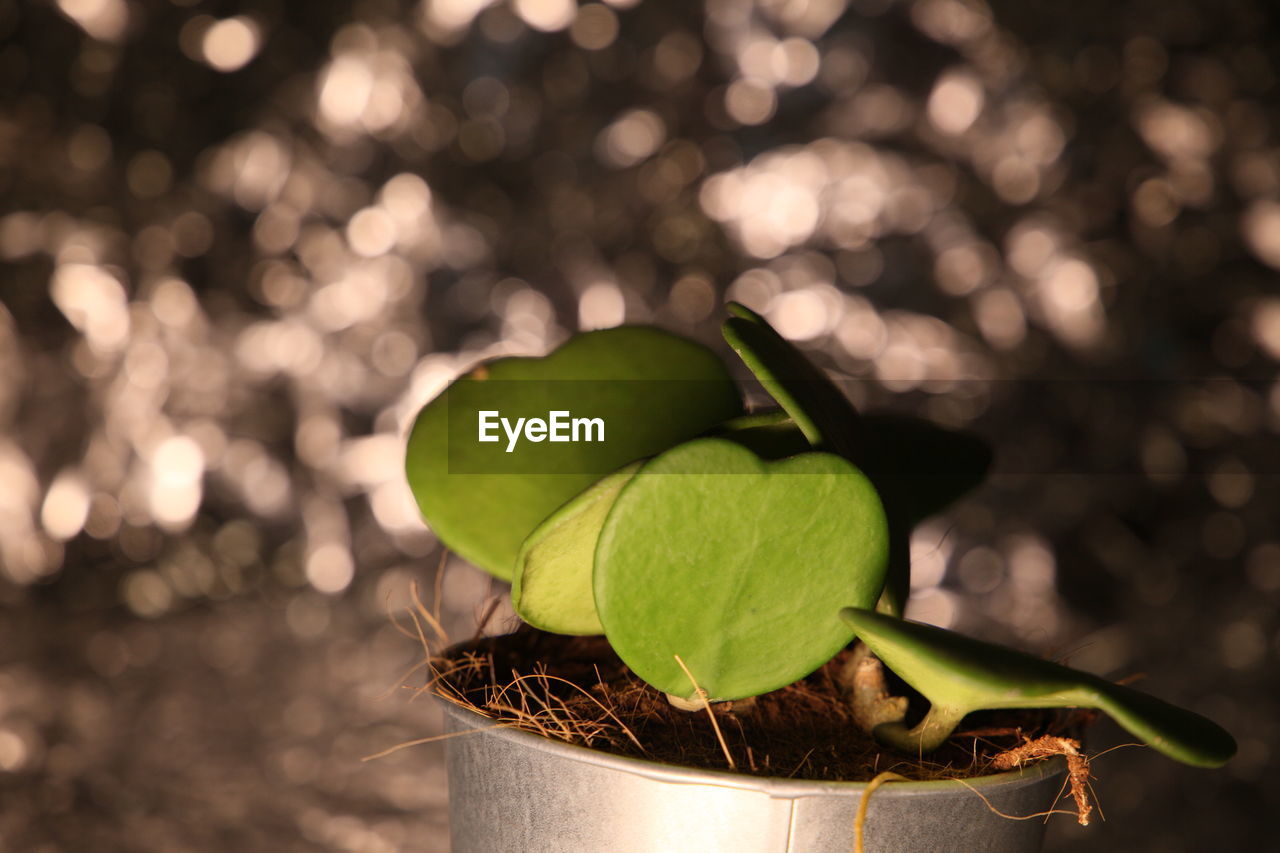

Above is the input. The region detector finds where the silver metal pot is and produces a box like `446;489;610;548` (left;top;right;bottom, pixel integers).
441;700;1068;853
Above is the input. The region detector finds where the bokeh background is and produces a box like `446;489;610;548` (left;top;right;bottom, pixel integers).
2;0;1277;849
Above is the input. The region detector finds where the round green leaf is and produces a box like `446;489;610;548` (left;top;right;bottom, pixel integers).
840;607;1237;768
595;438;889;701
404;328;742;579
512;410;810;636
512;462;641;635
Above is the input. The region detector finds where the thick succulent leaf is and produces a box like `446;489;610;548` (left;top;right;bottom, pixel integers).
513;412;809;636
839;608;1236;768
721;302;861;461
595;439;889;701
404;328;742;579
511;462;641;635
702;408;813;458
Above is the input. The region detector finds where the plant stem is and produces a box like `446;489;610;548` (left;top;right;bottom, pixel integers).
871;704;968;754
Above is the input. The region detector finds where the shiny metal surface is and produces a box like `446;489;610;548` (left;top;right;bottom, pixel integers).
441;700;1068;853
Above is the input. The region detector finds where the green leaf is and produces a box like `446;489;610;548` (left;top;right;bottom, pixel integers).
839;607;1237;767
512;462;641;635
595;439;889;701
512;411;809;636
404;328;742;579
702;408;813;459
722;304;992;617
721;302;861;461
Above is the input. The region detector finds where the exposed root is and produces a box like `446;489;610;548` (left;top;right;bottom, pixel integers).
855;771;908;853
991;735;1093;825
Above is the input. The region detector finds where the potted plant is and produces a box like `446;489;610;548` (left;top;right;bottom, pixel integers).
400;303;1234;853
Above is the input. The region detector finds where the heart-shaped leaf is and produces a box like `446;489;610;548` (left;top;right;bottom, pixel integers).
404;328;742;579
512;461;641;635
723;304;992;616
595;438;889;701
840;607;1236;767
513;410;810;636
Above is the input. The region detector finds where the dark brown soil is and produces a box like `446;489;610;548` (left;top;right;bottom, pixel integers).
429;626;1089;783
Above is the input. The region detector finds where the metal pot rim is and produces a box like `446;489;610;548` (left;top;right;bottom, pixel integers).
438;697;1067;800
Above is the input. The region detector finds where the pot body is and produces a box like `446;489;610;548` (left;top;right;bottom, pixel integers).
441;700;1067;853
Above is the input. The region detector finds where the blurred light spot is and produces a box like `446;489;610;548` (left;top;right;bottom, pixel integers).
122;570;174;618
149;436;205;530
124;341;169;389
972;288;1025;350
347;207;398;257
287;594;332;638
370;481;425;533
668;273;716;323
725;79;777;126
318;54;374;127
0;213;43;260
150;278;198;327
1007;534;1055;593
770;287;840;341
1036;257;1104;348
1133;178;1179;227
0;730;28;772
992;156;1039;203
1139;427;1186;484
1006;222;1058;277
513;0;575;32
172;211;214;257
306;543;355;594
834;300;887;360
652;31;702;84
934;243;990;295
957;545;1004;593
296;415;342;468
67;124;111;172
126;150;173;199
380;173;433;223
570;3;619;50
904;587;957;628
1220;620;1266;670
1246;543;1280;592
337;435;402;489
727;268;783;312
1136;99;1216;162
84;493;122;539
912;0;991;44
201;16;261;72
50;264;131;353
909;526;952;590
462;76;509;118
1250;297;1280;358
56;0;128;41
1207;458;1254;508
579;282;625;330
773;38;820;87
927;69;983;135
41;470;90;541
597;109;666;168
152;436;205;485
372;330;419;377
